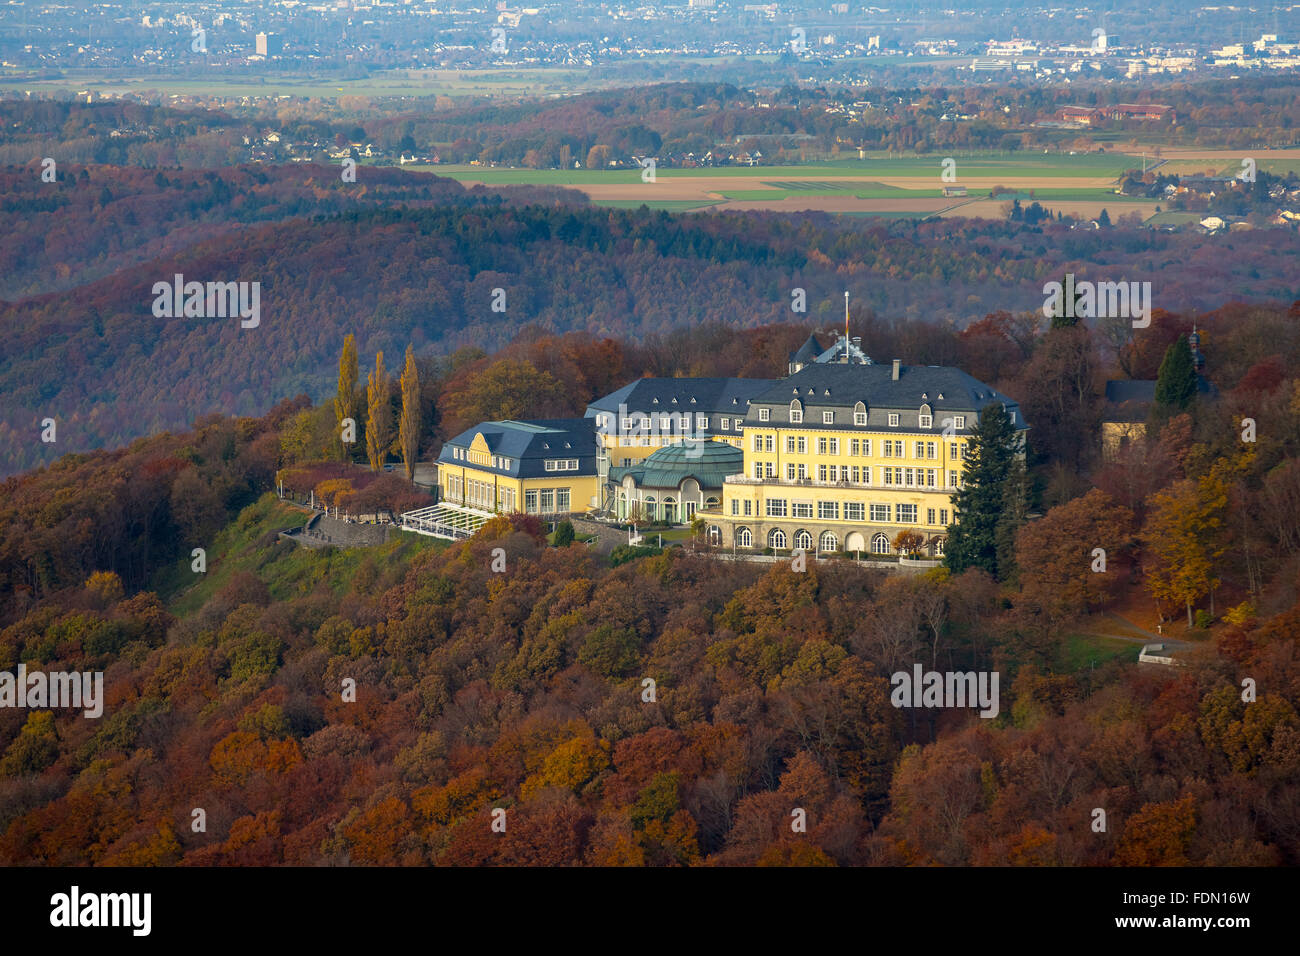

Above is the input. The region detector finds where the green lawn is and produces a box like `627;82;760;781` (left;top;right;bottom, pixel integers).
156;494;443;617
1061;633;1137;672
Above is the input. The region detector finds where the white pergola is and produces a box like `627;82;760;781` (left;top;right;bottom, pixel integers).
399;503;494;540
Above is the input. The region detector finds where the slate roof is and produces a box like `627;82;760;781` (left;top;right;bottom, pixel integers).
748;363;1027;435
789;334;825;366
437;418;597;480
586;377;778;438
588;377;777;415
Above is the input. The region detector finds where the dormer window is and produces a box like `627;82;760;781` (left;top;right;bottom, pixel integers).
690;397;696;403
919;403;933;429
652;398;659;404
822;411;834;424
789;400;803;424
853;401;867;426
671;397;678;403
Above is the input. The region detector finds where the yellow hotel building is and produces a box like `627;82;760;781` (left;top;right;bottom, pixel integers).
702;353;1028;557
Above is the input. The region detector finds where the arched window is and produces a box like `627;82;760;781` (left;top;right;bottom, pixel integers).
794;529;812;551
704;496;719;508
853;401;867;426
737;527;753;548
819;531;838;553
871;533;891;555
789;400;803;424
918;403;933;429
769;528;787;550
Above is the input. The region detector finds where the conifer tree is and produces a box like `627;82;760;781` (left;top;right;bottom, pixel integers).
399;345;421;481
335;334;358;461
365;351;390;473
1154;334;1197;415
944;403;1021;579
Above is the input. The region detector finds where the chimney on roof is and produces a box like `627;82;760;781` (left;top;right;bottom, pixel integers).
891;359;900;381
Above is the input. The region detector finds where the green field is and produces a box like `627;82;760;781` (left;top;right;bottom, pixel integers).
592;199;723;211
1062;633;1140;671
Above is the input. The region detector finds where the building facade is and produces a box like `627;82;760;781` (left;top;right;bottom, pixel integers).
702;360;1028;556
585;377;777;514
436;419;599;517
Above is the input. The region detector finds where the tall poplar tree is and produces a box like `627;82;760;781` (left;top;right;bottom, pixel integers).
944;403;1021;579
399;344;421;481
334;334;358;461
365;351;390;473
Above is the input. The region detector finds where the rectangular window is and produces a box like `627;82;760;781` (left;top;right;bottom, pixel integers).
927;470;936;488
786;436;796;453
851;439;860;456
557;488;570;512
731;499;739;515
818;501;839;520
829;439;839;455
840;466;849;482
927;508;936;525
949;443;958;460
797;437;807;454
765;436;774;453
845;502;865;521
949;470;958;488
851;466;860;483
697;415;708;429
927;442;937;459
889;413;899;427
919;414;933;429
915;441;925;458
883;442;892;458
871;504;890;522
766;462;775;478
884;468;893;486
720;417;729;430
854;411;867;426
954;415;966;429
541;489;555;513
797;464;807;480
786;463;796;481
905;468;915;487
790;409;803;424
753;434;763;452
754;462;764;479
862;439;871;457
940;509;948;525
744;500;752;516
759;408;770;422
823;411;834;424
525;490;538;513
793;502;813;519
767;499;787;518
818;438;827;455
818;465;827;482
898;504;918;523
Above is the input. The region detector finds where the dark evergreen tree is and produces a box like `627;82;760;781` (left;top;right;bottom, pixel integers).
1154;334;1197;414
944;403;1020;579
995;454;1032;583
554;520;575;546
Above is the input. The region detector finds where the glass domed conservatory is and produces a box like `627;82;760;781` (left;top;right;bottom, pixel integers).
608;441;743;525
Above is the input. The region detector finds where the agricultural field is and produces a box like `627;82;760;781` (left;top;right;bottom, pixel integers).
419;152;1159;218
